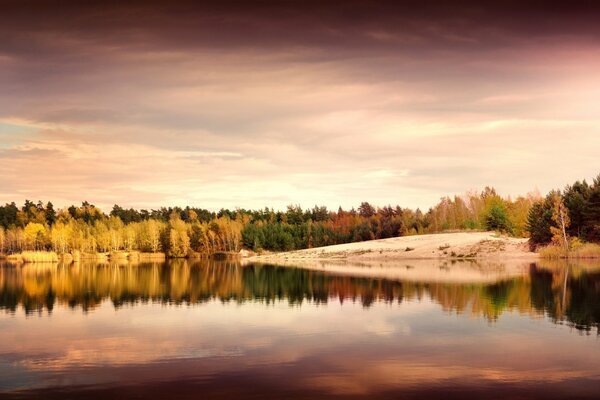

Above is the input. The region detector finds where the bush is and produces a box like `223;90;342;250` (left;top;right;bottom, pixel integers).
484;204;512;233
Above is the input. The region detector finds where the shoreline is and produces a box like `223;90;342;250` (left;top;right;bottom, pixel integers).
248;231;539;263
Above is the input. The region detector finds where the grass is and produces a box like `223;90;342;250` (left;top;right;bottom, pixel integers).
109;251;130;259
6;254;23;263
20;251;59;263
539;243;600;259
138;252;166;260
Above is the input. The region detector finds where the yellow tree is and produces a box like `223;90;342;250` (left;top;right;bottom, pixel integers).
123;224;136;251
550;192;570;253
107;216;124;251
50;222;73;254
146;219;163;252
168;216;190;257
23;222;47;251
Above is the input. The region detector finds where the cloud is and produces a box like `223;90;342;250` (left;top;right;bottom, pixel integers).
0;1;599;210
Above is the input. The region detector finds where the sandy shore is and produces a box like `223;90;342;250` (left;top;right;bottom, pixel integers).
249;231;537;263
245;232;538;283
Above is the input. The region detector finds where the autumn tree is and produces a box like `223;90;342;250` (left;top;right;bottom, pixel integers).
550;192;570;253
50;221;73;254
23;222;47;250
166;215;190;257
140;219;164;252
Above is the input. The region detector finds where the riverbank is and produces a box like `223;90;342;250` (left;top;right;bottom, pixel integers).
249;231;538;263
2;251;168;264
0;250;244;264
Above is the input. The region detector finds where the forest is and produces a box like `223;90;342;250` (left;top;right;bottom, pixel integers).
0;173;598;257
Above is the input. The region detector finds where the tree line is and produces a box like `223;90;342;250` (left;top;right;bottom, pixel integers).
0;186;545;256
0;201;245;257
527;174;600;250
241;189;538;251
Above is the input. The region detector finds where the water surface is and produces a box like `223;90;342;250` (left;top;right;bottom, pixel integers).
0;260;599;399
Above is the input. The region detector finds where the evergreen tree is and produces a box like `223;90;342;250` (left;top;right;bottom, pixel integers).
563;180;591;237
526;199;554;246
585;175;600;241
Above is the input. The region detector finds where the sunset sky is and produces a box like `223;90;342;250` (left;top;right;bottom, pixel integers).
1;0;600;211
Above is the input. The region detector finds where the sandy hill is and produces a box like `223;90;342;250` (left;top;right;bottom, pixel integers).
249;231;536;263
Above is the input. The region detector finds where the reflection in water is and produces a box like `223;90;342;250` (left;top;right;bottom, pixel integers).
0;260;599;333
0;260;599;399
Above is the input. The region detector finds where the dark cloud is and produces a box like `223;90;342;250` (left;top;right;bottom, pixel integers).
3;1;600;57
1;0;599;209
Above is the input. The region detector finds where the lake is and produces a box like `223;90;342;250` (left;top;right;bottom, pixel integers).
0;259;599;399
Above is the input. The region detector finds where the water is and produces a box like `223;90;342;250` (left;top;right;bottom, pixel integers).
0;260;599;399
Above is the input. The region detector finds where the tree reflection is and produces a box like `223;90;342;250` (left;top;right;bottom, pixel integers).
0;260;598;333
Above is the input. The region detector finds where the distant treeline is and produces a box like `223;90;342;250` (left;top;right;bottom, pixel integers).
527;174;600;248
0;187;540;255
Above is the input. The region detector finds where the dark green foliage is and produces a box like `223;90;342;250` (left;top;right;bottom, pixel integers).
45;202;56;226
0;202;18;228
526;173;600;246
309;206;329;222
111;204;143;223
461;219;478;230
242;222;309;252
352;222;375;242
526;201;553;246
358;202;376;218
484;203;511;233
585;175;600;241
285;205;305;225
563;180;591;238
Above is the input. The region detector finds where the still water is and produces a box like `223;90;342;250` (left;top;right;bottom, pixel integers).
0;260;599;399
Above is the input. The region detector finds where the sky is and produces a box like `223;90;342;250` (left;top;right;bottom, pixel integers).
1;0;600;212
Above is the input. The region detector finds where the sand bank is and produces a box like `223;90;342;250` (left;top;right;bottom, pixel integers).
249;231;537;263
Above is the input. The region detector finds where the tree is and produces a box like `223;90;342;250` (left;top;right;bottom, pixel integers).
45;202;57;226
106;216;124;251
23;222;47;250
285;205;304;225
310;206;329;222
0;202;19;228
352;222;375;242
550;192;570;253
358;202;376;218
123;224;136;251
167;215;190;257
142;219;163;252
563;180;590;238
484;202;511;233
50;222;72;254
584;175;600;241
